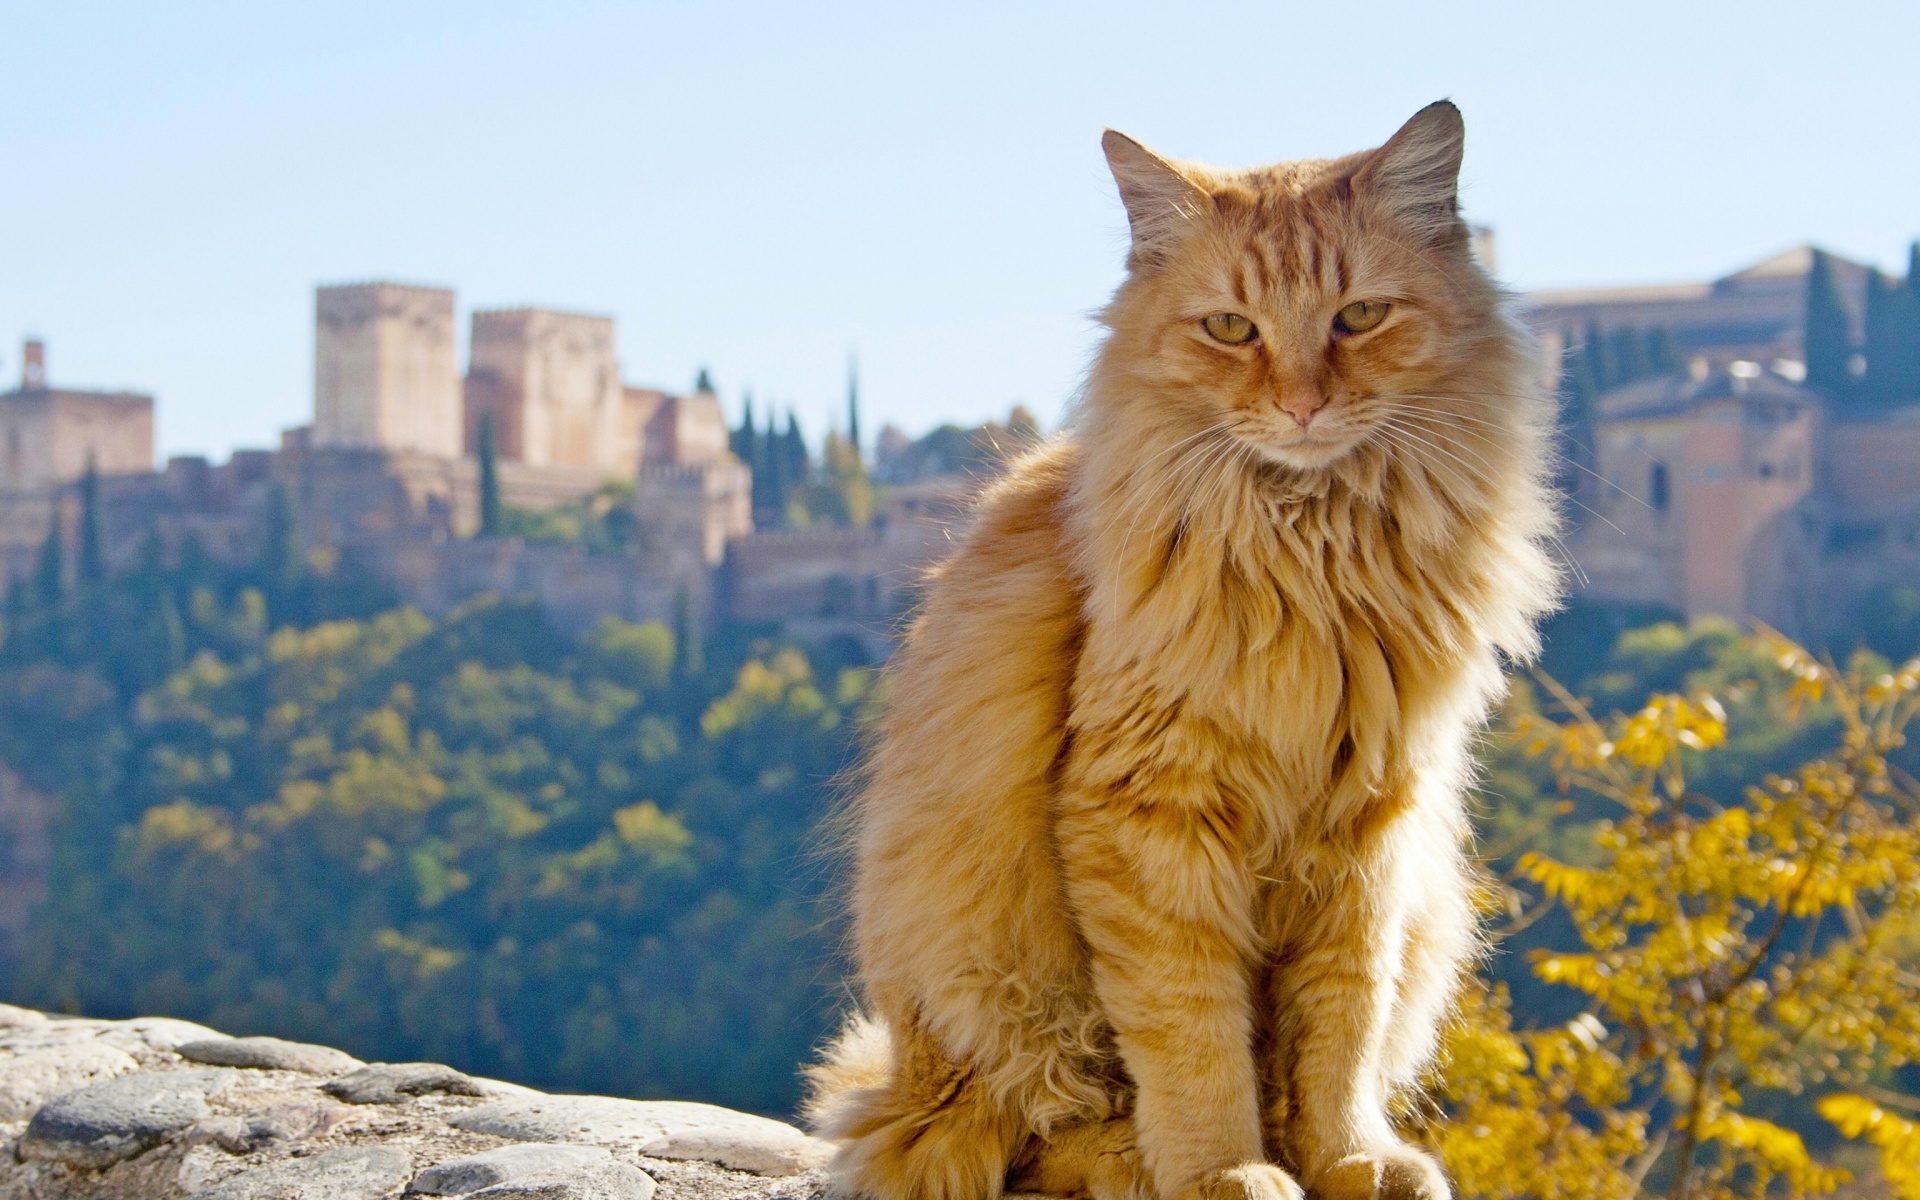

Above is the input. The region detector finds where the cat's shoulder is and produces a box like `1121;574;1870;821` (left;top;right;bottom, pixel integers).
961;436;1080;546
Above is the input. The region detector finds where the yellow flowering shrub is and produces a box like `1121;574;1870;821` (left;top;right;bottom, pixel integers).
1428;632;1920;1199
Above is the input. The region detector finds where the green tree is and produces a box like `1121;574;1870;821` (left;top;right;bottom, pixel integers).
731;394;759;466
259;482;302;588
1585;319;1616;391
1863;266;1920;405
78;458;103;587
1804;248;1855;398
35;516;63;609
847;358;862;456
1646;326;1679;375
1610;325;1649;384
672;586;704;680
478;415;503;537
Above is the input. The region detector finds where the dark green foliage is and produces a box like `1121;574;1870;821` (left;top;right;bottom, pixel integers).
2;582;866;1114
1608;326;1648;385
260;484;302;587
35;520;63;609
730;395;758;467
1645;326;1678;374
478;416;502;538
1861;267;1920;406
494;482;645;556
79;460;104;587
847;362;862;455
1803;248;1855;397
672;587;704;680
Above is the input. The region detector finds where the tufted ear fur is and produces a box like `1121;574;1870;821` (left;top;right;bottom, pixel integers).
1102;130;1209;269
1355;101;1466;245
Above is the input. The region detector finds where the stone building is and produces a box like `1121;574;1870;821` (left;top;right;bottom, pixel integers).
1529;246;1920;637
313;283;463;459
465;308;626;472
1528;246;1873;384
1567;362;1822;626
723;476;973;655
0;341;154;492
0;340;155;582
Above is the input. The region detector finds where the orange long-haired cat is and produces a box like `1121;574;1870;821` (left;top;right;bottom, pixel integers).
806;102;1560;1200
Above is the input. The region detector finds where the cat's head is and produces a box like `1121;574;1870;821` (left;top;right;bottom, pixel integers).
1093;101;1512;478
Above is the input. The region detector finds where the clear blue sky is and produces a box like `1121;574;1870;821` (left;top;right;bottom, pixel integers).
4;1;1915;461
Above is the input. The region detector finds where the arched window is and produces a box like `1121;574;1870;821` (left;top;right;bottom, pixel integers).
1650;462;1670;512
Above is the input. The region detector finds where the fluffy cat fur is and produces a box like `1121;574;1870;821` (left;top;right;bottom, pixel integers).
805;102;1561;1200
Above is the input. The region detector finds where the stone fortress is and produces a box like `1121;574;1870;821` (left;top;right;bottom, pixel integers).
1532;246;1920;633
0;283;953;648
1;247;1917;645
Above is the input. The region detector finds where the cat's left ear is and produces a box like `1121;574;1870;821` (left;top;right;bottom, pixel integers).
1355;100;1466;243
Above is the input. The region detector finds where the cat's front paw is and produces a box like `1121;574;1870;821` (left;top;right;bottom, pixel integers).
1174;1163;1306;1200
1309;1144;1449;1200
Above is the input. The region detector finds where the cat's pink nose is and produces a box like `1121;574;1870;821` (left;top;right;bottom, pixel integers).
1279;394;1328;428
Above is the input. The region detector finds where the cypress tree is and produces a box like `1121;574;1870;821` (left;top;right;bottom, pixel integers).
731;394;758;464
1647;327;1679;375
1803;249;1854;399
1885;247;1920;404
1611;326;1649;385
1580;320;1608;390
158;590;188;673
758;409;784;521
672;586;704;679
784;412;809;492
260;482;301;586
35;516;63;609
78;457;103;586
478;414;502;537
847;358;862;456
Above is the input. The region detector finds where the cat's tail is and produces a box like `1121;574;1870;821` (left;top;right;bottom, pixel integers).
802;1011;896;1137
802;1011;1027;1200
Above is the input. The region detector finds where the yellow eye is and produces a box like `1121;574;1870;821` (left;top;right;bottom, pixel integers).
1335;300;1390;334
1203;313;1258;345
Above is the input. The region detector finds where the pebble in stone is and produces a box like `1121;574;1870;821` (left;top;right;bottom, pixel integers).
324;1061;486;1104
18;1067;234;1168
186;1095;347;1154
0;1039;141;1122
114;1017;228;1052
188;1144;415;1200
179;1036;364;1075
639;1127;834;1177
410;1143;614;1193
461;1161;659;1200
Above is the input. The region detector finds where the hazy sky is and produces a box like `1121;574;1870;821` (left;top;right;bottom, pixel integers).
4;1;1915;460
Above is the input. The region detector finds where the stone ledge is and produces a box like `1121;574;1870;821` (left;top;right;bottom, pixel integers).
0;1004;830;1200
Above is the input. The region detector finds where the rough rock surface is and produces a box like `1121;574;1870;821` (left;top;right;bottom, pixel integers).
178;1037;363;1076
0;1007;835;1200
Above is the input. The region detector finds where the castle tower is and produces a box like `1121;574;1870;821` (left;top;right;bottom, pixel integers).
465;308;626;473
313;283;461;458
0;338;153;492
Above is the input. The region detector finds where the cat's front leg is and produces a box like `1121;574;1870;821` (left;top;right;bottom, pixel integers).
1056;782;1301;1200
1278;839;1449;1200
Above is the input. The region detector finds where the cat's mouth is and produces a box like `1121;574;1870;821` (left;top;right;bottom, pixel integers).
1248;423;1370;472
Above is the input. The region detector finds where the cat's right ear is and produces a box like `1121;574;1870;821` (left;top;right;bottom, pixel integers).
1102;130;1207;268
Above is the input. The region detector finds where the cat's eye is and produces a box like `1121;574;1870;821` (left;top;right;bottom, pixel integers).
1334;300;1390;334
1203;313;1258;345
